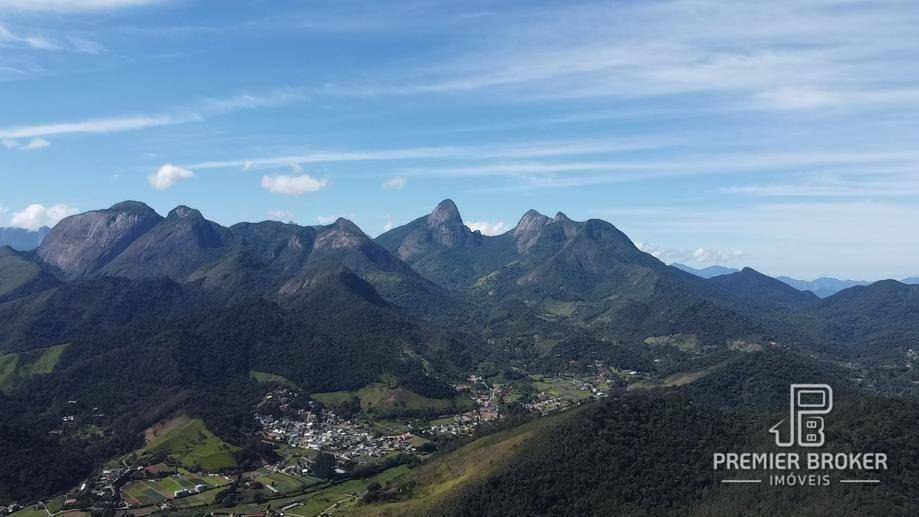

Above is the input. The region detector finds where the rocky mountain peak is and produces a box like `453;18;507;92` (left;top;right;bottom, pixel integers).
315;218;369;250
36;202;164;277
513;209;551;252
423;199;469;249
428;199;463;227
109;200;157;215
168;206;205;220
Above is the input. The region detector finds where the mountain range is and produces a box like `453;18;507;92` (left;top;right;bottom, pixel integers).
0;226;50;251
2;199;919;508
674;262;919;298
9;198;919;362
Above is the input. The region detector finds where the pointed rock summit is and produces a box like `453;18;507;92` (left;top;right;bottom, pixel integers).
428;199;463;227
426;199;469;249
514;209;551;252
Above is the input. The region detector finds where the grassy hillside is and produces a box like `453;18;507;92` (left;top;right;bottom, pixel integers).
312;382;467;417
0;248;58;303
0;250;41;296
137;417;239;472
348;410;579;516
0;344;67;393
249;370;298;388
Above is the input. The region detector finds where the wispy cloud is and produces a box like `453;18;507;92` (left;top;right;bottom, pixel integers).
185;137;672;171
0;0;161;12
721;171;919;198
267;210;296;222
0;90;301;140
397;149;919;194
381;176;406;190
0;114;192;140
0;22;106;54
2;137;50;151
328;1;919;113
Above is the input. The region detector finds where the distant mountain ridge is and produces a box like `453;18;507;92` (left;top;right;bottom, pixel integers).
675;262;918;298
776;276;871;298
0;226;50;251
671;263;739;278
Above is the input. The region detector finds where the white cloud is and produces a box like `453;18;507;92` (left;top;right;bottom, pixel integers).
381;175;406;190
0;0;160;12
382;214;395;232
636;242;746;265
267;210;296;222
149;164;194;190
261;174;327;196
0;90;300;140
10;203;77;230
2;137;50;151
466;220;508;236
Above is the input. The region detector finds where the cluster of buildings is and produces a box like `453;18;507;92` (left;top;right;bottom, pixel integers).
256;409;417;461
424;376;504;436
425;411;488;436
173;483;208;499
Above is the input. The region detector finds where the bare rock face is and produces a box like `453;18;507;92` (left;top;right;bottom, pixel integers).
101;205;230;280
397;199;472;260
428;199;468;249
427;199;462;227
36;201;163;278
315;218;369;250
513;209;551;252
314;218;413;273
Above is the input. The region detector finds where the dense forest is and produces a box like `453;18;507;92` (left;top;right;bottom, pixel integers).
446;390;919;517
0;273;472;504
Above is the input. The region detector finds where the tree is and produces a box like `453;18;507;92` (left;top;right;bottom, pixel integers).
313;452;336;479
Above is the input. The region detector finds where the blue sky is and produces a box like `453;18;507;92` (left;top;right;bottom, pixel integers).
1;0;918;280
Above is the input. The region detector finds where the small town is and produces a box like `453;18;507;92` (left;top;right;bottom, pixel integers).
1;368;622;517
255;409;419;461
